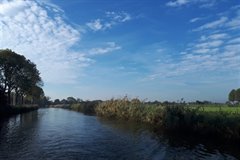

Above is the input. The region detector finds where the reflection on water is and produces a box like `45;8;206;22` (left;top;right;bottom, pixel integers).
0;108;239;160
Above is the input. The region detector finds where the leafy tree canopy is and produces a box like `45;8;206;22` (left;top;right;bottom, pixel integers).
0;49;43;105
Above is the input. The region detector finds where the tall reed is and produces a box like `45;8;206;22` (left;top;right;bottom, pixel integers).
95;98;240;140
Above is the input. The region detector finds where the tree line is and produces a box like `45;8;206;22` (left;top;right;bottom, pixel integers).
0;49;44;107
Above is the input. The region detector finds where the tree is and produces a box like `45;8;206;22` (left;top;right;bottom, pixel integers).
235;88;240;102
228;89;236;102
67;97;77;104
26;85;44;104
0;49;43;106
76;98;83;103
0;85;7;106
61;99;67;104
54;99;60;104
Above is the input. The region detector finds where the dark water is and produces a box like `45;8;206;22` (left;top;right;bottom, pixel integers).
0;108;239;160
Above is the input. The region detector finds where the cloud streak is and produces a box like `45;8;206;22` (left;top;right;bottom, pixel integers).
193;17;228;31
88;42;121;56
166;0;218;8
86;11;131;31
166;0;189;7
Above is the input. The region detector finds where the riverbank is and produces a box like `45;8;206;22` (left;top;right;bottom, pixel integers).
0;105;38;118
69;100;101;115
96;98;240;141
1;108;239;159
67;98;240;141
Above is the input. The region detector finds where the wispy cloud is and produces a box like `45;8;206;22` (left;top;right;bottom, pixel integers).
193;17;228;31
88;42;121;55
207;33;229;40
86;11;131;31
166;0;218;8
144;8;240;82
228;37;240;44
193;7;240;32
226;12;240;30
166;0;189;7
105;11;131;22
86;19;103;31
195;40;223;48
189;17;202;23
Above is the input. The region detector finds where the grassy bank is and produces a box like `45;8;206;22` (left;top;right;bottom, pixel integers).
0;106;38;118
69;100;101;115
95;98;240;141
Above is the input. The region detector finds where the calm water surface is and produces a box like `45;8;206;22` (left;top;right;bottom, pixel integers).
0;108;239;160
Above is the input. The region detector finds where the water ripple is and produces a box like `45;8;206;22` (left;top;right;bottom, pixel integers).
0;108;239;160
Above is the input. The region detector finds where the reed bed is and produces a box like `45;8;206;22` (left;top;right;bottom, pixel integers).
95;98;240;140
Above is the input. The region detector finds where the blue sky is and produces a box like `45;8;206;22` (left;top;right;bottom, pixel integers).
0;0;239;102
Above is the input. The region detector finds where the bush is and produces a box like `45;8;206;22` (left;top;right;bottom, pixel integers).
70;100;101;115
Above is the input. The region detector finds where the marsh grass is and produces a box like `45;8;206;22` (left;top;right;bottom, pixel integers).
70;100;101;115
95;98;240;140
96;97;164;124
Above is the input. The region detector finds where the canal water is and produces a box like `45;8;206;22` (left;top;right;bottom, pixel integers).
0;108;239;160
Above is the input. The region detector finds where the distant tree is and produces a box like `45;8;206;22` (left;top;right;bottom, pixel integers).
196;100;203;104
61;99;67;104
235;88;240;102
203;101;211;104
76;98;83;103
152;100;160;105
228;89;236;102
54;99;60;104
67;97;76;104
44;96;51;104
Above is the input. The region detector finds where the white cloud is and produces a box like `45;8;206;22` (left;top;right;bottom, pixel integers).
228;37;240;44
88;42;121;55
193;48;210;54
145;9;240;81
178;38;239;76
0;0;90;84
166;0;217;8
226;14;240;30
105;11;131;22
166;0;189;7
86;11;131;31
193;8;240;32
199;34;228;41
86;19;103;31
194;17;228;31
195;40;223;48
0;0;27;16
208;33;228;40
190;17;201;23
